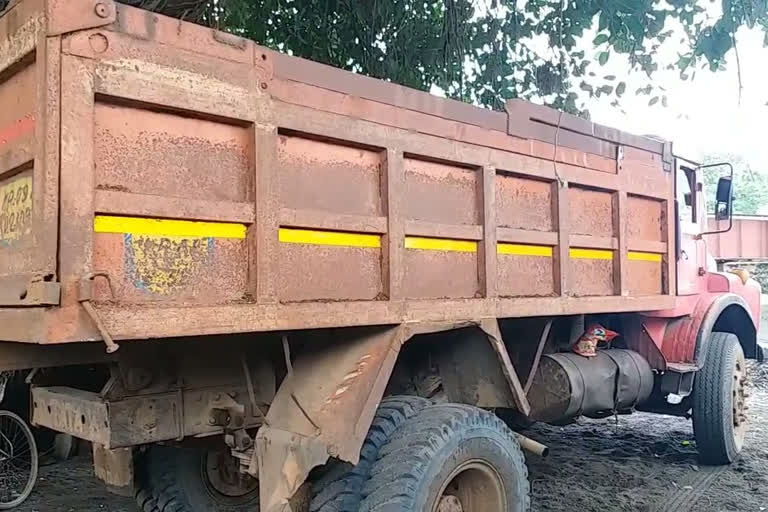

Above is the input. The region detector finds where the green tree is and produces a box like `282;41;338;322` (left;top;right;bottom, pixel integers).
701;153;768;215
121;0;768;115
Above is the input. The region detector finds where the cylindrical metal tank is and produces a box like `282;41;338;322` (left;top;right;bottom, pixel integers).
527;349;654;423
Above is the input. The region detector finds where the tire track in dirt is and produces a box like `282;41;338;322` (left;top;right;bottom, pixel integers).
654;361;768;512
652;465;728;512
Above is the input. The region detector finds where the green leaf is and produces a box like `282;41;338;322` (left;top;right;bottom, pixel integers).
649;96;659;106
599;85;614;95
598;51;610;66
593;33;610;45
616;82;626;96
604;75;616;81
662;95;668;107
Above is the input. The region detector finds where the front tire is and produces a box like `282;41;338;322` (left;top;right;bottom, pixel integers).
360;403;530;512
693;332;748;465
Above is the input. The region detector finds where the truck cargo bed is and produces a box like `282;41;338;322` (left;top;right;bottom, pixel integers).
0;0;676;344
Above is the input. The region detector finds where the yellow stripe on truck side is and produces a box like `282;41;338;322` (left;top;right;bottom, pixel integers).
405;236;478;253
94;215;247;239
277;227;666;264
93;219;665;263
497;243;553;257
628;251;663;262
279;228;382;248
569;248;613;260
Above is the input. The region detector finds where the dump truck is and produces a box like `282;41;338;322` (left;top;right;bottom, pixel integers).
0;1;762;511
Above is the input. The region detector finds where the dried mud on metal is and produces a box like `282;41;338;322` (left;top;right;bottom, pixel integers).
15;363;768;512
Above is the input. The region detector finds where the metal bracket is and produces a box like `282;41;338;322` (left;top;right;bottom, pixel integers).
46;0;117;37
662;141;674;172
79;272;120;354
0;274;60;307
616;146;625;172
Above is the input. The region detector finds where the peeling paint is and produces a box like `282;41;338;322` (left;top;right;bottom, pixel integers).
0;175;32;244
124;234;214;294
333;385;350;397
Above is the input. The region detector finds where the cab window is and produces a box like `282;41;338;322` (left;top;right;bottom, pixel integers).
677;167;696;223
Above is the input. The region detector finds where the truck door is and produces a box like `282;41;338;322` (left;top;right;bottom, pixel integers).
676;163;706;295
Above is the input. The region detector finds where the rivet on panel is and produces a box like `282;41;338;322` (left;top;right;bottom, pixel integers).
89;33;109;54
94;2;110;18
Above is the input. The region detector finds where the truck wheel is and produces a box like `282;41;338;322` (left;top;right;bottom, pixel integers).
138;445;259;512
310;395;430;512
693;332;748;465
360;403;530;512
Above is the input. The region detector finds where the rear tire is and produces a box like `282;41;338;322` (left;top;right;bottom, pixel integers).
310;395;430;512
693;332;748;465
360;403;530;512
136;445;259;512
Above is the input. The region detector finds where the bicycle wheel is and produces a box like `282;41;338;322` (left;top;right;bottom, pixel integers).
0;410;38;509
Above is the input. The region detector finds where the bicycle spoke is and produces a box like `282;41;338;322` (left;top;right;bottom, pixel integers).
0;412;37;506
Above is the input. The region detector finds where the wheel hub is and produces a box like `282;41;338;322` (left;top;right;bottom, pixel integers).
204;449;258;499
433;460;506;512
438;495;464;512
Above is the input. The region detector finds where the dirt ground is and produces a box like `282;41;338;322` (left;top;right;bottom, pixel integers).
13;360;768;512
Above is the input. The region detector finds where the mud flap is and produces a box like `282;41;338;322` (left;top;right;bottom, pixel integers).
255;325;404;512
254;320;530;512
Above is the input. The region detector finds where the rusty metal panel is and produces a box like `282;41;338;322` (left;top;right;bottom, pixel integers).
571;257;614;296
94;102;252;202
569;186;613;237
627;195;664;242
278;242;383;302
93;231;247;303
32;386;181;448
32;386;111;445
495;173;553;231
497;254;555;297
404;248;479;299
0;0;43;75
628;259;663;296
403;158;479;226
0;53;37;279
277;134;383;217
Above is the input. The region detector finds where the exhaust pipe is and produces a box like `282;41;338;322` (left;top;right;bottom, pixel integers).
515;433;549;457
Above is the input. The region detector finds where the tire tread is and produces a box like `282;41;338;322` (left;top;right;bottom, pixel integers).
360;403;531;512
693;331;742;465
310;395;430;512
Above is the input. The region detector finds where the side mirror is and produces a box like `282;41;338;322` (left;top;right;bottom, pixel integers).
715;176;732;221
700;162;734;236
